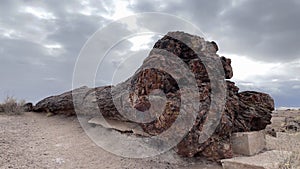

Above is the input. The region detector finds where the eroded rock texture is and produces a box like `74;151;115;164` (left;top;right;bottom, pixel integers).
33;31;274;161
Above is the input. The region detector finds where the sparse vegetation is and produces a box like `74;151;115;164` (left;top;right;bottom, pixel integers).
266;110;300;168
0;96;26;115
280;152;300;169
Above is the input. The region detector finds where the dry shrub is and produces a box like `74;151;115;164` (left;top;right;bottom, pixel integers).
272;133;300;169
279;152;300;169
0;96;25;115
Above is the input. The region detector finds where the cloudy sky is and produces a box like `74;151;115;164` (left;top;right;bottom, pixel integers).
0;0;299;108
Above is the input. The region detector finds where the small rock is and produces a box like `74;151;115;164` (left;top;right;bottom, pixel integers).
23;103;33;112
54;158;65;165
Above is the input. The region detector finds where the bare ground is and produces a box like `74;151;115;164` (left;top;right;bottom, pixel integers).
0;112;221;169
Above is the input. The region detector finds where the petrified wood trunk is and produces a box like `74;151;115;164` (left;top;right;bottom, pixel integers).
33;31;274;161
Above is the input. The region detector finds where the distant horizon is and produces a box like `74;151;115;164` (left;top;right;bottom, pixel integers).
276;106;300;110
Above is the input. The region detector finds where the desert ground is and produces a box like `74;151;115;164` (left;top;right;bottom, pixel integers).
0;112;221;169
1;110;300;169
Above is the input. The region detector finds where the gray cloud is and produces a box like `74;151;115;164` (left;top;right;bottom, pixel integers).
130;0;300;62
0;0;299;107
237;79;300;107
235;61;300;107
217;0;300;62
0;0;112;102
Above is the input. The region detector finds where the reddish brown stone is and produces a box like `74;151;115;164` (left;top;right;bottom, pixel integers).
33;31;274;161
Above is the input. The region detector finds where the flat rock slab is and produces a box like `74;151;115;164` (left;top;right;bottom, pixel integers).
221;150;293;169
88;117;150;136
231;131;266;156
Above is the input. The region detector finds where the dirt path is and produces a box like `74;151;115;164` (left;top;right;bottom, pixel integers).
0;112;221;169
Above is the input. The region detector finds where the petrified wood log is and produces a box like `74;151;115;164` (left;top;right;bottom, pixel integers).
33;31;274;161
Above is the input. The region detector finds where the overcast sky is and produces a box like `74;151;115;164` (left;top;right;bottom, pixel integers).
0;0;299;107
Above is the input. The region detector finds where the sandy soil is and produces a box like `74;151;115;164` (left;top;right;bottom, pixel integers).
0;112;221;169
